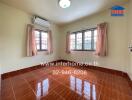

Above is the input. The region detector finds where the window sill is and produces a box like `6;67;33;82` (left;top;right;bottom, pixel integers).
38;49;48;52
71;50;95;52
37;50;48;52
37;50;48;55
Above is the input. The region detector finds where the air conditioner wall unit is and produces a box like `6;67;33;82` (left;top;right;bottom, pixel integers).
33;16;50;27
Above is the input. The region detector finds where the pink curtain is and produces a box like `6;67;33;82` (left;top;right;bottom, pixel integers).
66;32;71;54
95;23;108;56
26;24;37;56
47;30;53;54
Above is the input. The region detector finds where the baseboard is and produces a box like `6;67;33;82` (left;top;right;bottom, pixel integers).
1;59;60;79
1;59;132;89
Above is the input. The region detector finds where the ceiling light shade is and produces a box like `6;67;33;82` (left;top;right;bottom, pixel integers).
59;0;71;8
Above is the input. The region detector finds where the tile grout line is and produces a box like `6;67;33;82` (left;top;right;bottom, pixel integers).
97;85;103;100
37;70;67;99
53;90;66;100
10;78;17;100
3;66;131;100
23;73;64;100
52;78;85;100
49;75;81;98
50;73;102;100
22;77;39;99
31;69;71;99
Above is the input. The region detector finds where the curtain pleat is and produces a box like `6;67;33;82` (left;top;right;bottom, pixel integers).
66;32;71;54
95;23;108;56
26;24;37;56
47;30;53;54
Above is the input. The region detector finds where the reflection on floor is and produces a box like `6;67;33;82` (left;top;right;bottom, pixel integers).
70;76;96;100
1;66;132;100
36;78;49;97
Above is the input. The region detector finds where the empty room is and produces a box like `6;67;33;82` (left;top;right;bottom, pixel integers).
0;0;132;100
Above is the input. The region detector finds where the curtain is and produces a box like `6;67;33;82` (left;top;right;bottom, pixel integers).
95;23;108;56
66;32;71;54
47;30;53;54
26;24;37;56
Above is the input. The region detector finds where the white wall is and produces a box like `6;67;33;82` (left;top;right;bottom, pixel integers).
0;3;60;74
59;3;130;73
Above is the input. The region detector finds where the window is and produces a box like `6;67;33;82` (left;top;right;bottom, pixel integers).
35;30;48;51
70;28;97;51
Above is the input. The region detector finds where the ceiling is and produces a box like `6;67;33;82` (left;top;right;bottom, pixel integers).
0;0;128;25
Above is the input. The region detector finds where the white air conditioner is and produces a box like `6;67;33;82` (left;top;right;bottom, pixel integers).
33;16;50;27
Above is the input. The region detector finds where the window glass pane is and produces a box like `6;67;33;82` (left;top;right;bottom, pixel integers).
84;31;92;50
76;32;82;50
70;34;75;50
35;30;40;50
42;32;48;40
35;30;40;36
94;29;97;50
41;32;48;50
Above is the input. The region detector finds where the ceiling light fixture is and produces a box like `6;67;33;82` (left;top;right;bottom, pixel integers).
59;0;71;8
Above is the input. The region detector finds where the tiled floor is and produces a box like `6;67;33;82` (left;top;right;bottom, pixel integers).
1;66;132;100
